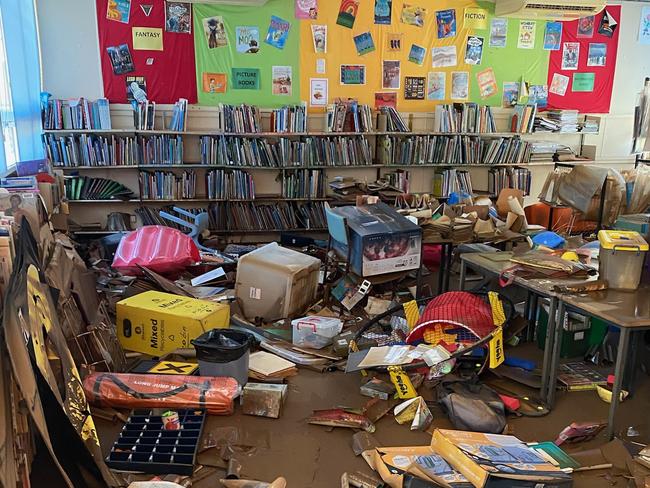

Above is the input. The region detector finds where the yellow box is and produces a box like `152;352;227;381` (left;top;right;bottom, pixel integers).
117;291;230;356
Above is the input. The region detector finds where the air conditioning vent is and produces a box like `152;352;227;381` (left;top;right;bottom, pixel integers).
526;4;598;12
495;0;606;20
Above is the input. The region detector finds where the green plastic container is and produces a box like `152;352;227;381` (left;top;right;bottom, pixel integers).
537;306;592;359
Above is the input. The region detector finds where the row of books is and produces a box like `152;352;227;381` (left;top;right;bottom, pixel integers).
168;99;188;132
488;167;532;196
326;100;373;133
385;169;410;193
378;107;410;132
138;170;196;200
200;135;373;167
511;103;538;134
281;169;325;199
133;101;156;131
206;169;255;200
216;104;261;133
140;135;184;165
42;97;112;130
433;169;473;198
377;135;532;166
270;104;307;133
64;176;133;200
434;103;496;134
208;201;327;232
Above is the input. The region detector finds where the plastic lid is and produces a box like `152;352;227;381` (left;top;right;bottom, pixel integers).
598;230;649;251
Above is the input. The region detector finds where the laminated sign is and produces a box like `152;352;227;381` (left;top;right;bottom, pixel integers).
232;68;260;90
132;27;163;51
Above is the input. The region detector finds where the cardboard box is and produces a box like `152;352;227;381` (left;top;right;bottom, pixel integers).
116;291;230;356
241;383;288;419
332;203;422;277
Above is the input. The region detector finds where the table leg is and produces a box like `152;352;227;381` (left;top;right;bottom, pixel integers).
540;297;558;405
444;243;453;293
528;294;539;343
415;264;423;300
547;300;566;407
607;327;631;440
437;244;447;295
459;259;467;291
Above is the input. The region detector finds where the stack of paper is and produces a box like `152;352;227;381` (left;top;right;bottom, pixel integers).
248;351;297;381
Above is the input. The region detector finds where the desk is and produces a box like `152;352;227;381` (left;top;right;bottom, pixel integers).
558;288;650;440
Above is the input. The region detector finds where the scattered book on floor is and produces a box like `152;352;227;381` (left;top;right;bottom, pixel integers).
557;362;608;391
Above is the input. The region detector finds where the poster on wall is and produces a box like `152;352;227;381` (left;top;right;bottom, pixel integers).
387;33;403;51
549;73;570;96
404;76;425;100
107;44;135;74
232;68;260;90
408;44;426;65
427;72;445;101
295;0;318;20
382;60;400;89
132;27;163;50
316;58;326;73
203;16;227;49
464;36;484;65
572;73;595;92
165;2;191;34
310;78;328;106
374;0;392;25
451;72;469;100
375;92;397;109
489;18;507;48
106;0;131;23
463;7;487;30
543;22;562;51
311;25;327;53
640;6;650;45
265;16;291;49
435;9;456;38
502;82;519;107
518;21;536;49
587;43;607;67
401;5;426;28
561;42;580;70
202;73;227;93
432;46;457;68
126;76;147;102
272;66;292;95
340;64;366;84
353;32;376;56
598;10;618;37
529;84;548;108
577;16;595;38
236;26;260;53
477;68;497;99
337;0;359;29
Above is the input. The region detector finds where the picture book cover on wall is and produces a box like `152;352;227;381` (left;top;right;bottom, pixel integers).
518;20;536;49
573;73;595;92
107;44;135;75
126;76;147;102
341;65;366;85
550;73;570;96
404;77;425;100
640;6;650;45
311;25;327;53
577;15;595;38
489;18;507;48
587;43;607;66
232;68;260;90
202;73;227;94
272;66;292;96
374;0;392;25
165;2;191;34
402;4;426;28
337;0;359;29
529;84;548;108
295;0;318;20
451;72;469;100
310;78;328;106
599;10;618;38
432;46;457;68
203;16;227;49
408;44;426;65
436;9;456;39
387;33;402;52
382;60;400;89
477;68;497;99
427;72;445;101
502;82;519;107
354;32;376;56
561;42;580;70
236;26;260;53
464;7;487;30
543;21;562;51
465;36;484;65
265;16;291;50
375;92;397;109
106;0;131;23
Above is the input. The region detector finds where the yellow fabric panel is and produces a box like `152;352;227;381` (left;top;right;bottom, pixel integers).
300;0;479;112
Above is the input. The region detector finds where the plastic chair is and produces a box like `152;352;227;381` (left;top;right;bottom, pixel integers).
159;207;212;253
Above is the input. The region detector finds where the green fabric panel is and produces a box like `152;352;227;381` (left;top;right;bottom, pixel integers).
193;0;300;106
469;2;549;106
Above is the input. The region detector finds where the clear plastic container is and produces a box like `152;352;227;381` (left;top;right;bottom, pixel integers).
292;316;343;349
598;230;648;290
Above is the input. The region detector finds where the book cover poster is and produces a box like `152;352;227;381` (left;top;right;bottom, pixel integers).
354;32;376;56
265;15;290;49
432;46;457;68
436;9;456;38
464;7;487;30
451;71;469;100
340;64;366;85
107;0;131;23
502;82;519;107
296;0;318;20
518;21;536;49
543;21;562;51
316;58;326;73
236;26;260;53
529;84;548;108
402;4;426;28
427;72;445;101
126;76;147;102
231;68;260;90
477;68;497;99
272;66;292;96
165;2;191;34
382;60;400;89
203;16;227;49
310;78;328;106
375;92;397;109
374;0;392;25
311;25;327;53
577;16;595;38
464;36;484;65
489;18;507;48
550;73;570;96
132;27;163;51
202;73;227;93
337;0;359;29
599;10;618;37
561;42;580;70
639;6;650;45
587;43;607;66
387;33;403;51
408;44;426;65
573;73;595;92
106;44;135;74
404;76;425;100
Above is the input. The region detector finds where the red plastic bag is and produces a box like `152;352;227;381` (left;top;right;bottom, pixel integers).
112;225;200;276
83;373;240;416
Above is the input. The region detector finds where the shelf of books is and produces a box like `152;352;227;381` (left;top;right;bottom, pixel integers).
42;95;598;238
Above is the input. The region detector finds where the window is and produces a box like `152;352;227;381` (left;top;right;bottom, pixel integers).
0;10;19;170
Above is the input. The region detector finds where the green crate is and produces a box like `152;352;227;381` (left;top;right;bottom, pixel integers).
537;307;592;359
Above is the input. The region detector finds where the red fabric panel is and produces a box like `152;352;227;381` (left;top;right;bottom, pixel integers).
546;6;620;113
96;0;197;103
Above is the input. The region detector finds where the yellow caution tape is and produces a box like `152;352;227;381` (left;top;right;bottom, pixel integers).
388;366;417;399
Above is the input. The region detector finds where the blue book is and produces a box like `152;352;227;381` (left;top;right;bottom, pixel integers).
436;9;456;39
544;22;562;50
265;16;290;50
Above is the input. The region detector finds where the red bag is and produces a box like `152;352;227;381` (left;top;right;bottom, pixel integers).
112;225;200;276
83;373;240;415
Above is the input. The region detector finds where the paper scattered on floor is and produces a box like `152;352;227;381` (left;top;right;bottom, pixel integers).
357;345;413;368
394;396;433;431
